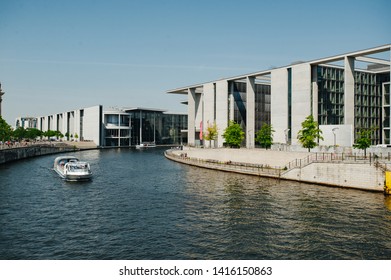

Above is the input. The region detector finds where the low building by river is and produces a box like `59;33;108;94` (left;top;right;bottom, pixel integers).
15;105;188;147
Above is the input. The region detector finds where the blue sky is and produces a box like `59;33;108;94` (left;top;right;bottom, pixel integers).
0;0;390;125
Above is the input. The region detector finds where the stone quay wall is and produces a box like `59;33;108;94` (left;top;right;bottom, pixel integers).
0;145;77;165
165;147;387;193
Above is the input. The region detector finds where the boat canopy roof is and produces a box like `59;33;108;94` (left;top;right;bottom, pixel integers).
54;156;79;164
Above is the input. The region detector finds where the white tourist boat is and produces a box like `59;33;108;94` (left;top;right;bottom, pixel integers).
53;156;92;181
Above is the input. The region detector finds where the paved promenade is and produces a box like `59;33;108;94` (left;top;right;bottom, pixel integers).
175;147;311;168
167;147;386;192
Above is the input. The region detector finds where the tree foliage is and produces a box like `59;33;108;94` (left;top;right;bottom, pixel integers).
297;115;323;152
43;130;64;139
0;116;12;142
12;126;26;140
25;128;43;140
204;121;218;148
353;128;373;157
0;118;65;143
222;121;245;148
255;123;274;149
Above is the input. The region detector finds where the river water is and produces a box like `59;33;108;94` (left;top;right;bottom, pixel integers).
0;148;390;260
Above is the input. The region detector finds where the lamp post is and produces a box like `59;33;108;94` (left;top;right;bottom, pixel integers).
248;129;253;148
332;127;339;148
284;128;290;145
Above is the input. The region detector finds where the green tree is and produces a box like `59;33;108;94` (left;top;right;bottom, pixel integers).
353;128;373;157
25;128;43;140
44;130;56;139
12;126;26;141
0;116;13;142
204;121;218;148
255;123;275;149
222;121;245;148
297;115;323;152
54;130;64;139
74;133;79;141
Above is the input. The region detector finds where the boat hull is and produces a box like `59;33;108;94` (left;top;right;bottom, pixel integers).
53;156;92;182
54;169;92;181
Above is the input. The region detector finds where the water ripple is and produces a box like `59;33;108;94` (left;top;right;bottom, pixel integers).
0;148;390;259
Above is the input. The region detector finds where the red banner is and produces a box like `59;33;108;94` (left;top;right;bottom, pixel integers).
199;121;203;140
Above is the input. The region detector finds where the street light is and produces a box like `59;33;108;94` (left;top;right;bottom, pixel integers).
332;127;339;148
248;129;253;148
284;129;290;145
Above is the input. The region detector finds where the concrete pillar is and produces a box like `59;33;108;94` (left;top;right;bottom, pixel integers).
246;76;255;148
344;56;355;126
202;83;215;148
188;88;196;146
215;80;228;147
271;68;289;144
291;63;312;145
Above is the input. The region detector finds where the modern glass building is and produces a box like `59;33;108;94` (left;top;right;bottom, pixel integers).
316;65;389;144
167;45;391;148
106;107;187;147
17;106;187;147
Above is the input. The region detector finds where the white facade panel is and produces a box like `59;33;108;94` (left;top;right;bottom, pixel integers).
82;105;102;145
291;63;312;145
203;83;215;146
215;80;228;148
319;124;353;147
246;77;255;148
187;88;196;146
271;68;288;144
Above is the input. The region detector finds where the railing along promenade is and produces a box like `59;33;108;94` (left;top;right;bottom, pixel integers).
165;149;391;179
165;150;283;178
283;152;391;174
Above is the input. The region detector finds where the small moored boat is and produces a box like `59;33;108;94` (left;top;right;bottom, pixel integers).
135;142;156;149
53;156;92;181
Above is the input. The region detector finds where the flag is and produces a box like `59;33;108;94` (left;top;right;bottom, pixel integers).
199;121;203;140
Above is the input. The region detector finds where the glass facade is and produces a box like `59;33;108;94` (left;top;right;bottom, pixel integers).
287;68;292;141
228;81;271;144
161;113;188;145
354;71;385;144
317;66;345;125
317;65;390;144
383;82;391;144
104;109;187;147
103;112;131;147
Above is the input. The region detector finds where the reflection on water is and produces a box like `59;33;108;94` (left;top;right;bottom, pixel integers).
0;148;390;259
385;196;391;211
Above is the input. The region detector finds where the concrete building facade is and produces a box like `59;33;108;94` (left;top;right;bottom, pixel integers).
16;105;187;147
167;45;391;148
35;105;103;145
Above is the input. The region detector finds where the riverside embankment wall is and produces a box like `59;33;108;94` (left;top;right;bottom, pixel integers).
282;162;384;191
165;148;386;192
0;145;77;165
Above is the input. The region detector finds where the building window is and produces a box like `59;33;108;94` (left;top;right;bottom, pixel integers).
317;66;344;125
106;115;119;126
